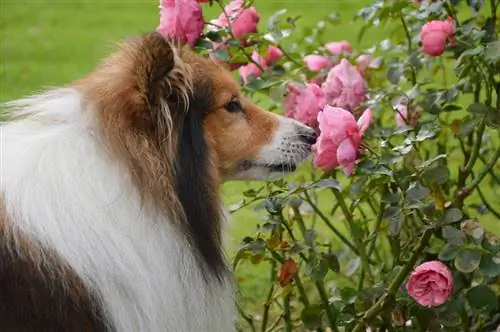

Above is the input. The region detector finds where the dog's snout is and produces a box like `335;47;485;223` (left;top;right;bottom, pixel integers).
299;129;317;145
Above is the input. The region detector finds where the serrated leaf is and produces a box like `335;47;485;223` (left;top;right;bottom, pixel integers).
439;243;461;261
301;304;324;329
311;179;342;191
406;185;430;202
466;285;497;312
423;165;449;184
484;41;500;63
321;252;340;273
467;102;491;114
454;249;482;273
211;48;230;62
389;212;405;236
443;208;463;224
442;226;466;245
479;254;500;277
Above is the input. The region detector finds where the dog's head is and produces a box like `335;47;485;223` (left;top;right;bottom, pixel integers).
77;32;316;277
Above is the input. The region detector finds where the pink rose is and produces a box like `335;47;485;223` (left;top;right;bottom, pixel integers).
284;83;326;128
238;51;264;83
263;46;283;67
420;18;455;56
406;260;453;307
395;103;409;127
157;0;204;48
325;40;352;54
322;59;367;111
304;55;333;72
313;106;372;175
215;0;260;39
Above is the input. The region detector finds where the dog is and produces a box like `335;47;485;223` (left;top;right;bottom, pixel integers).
0;32;316;331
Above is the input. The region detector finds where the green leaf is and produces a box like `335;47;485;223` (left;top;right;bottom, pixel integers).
415;126;436;142
205;30;223;42
467;102;491;114
454;249;482;273
466;0;484;11
405;184;430;202
321;252;340;273
439;243;461;261
340;287;358;304
442;104;463;112
422;165;449;185
443;208;463;224
466;285;497;312
479;254;500;277
484;41;500;63
301;304;324;329
442;226;466;245
389;212;404;236
387;65;404;85
311;179;342;191
211;48;230;62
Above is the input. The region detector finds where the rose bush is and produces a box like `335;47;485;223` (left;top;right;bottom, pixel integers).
158;0;499;330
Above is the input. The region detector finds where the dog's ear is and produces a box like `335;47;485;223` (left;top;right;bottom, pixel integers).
135;32;192;108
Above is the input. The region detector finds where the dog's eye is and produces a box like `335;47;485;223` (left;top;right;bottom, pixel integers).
225;100;243;113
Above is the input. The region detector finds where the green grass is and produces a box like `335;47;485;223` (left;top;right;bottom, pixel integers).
2;0;498;326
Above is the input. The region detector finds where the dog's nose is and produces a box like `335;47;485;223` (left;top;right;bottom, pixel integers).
300;129;317;145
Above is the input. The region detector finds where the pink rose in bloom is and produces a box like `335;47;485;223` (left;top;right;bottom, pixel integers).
313;106;372;175
325;40;352;54
215;0;260;39
284;83;326;128
322;59;367;111
238;51;264;83
157;0;204;48
406;261;453;307
263;46;283;67
304;55;333;72
420;18;455;56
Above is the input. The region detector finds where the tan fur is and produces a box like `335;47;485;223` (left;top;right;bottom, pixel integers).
74;33;279;208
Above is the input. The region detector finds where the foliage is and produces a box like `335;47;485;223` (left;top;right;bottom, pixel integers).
193;0;500;330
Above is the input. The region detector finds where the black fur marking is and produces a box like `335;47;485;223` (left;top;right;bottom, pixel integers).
173;82;227;280
0;237;111;332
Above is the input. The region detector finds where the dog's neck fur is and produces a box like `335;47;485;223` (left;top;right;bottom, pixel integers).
1;88;235;331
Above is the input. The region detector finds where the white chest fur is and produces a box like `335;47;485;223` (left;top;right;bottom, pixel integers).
1;89;235;331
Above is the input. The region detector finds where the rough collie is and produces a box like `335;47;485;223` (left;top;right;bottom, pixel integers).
0;32;316;331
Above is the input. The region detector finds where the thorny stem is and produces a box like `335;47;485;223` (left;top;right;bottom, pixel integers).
400;15;417;86
291;207;338;331
237;301;256;332
477;186;500;219
455;146;500;204
352;228;433;332
283;293;292;332
302;190;358;255
461;121;486;180
332;189;374;283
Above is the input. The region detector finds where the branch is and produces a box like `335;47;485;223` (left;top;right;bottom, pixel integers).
352;228;433;332
455;146;500;203
332;188;374;282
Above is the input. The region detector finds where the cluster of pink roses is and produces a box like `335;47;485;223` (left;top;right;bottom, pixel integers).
156;0;455;177
284;42;373;176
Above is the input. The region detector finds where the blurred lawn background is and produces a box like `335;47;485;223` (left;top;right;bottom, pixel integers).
2;0;498;321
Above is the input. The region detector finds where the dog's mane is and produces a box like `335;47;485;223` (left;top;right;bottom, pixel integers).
4;33;228;279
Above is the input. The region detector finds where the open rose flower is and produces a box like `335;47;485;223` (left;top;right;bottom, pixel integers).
284;83;326;128
322;59;367;111
406;261;453;307
420;18;455;56
157;0;204;48
325;40;352;54
213;0;260;39
313;106;372;175
304;55;333;72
